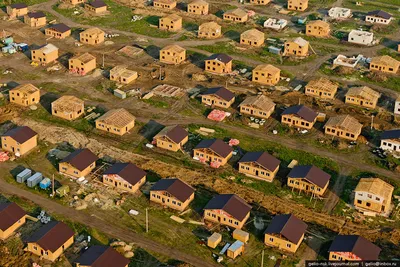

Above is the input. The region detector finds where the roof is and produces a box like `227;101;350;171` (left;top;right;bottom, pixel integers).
264;214;307;244
307;20;330;28
104;163;146;186
10;3;27;9
204;194;251;221
150;178;195;202
199;21;221;32
224;8;248;18
291;37;309;47
161;44;186;53
26;221;74;253
26;11;46;19
194;139;233;158
349;29;373;37
241;29;264;40
238;151;280;172
88;0;107;8
371;55;400;67
253;64;280;74
367;10;392;20
0;202;26;231
354;178;394;200
306;77;338;93
288;165;331;188
71;52;96;64
36;44;58;54
48;23;71;33
239;95;276;112
328;235;381;260
110;65;137;79
203;87;235;102
189;0;208;6
3;126;37;143
207;53;233;64
381;129;400;140
324;115;362;133
154;0;176;3
75;246;129;267
96;108;135;128
52;95;84;113
11;83;40;95
81;27;105;36
154;125;188;144
346;86;380;102
282;105;317;122
60;148;98;171
163;14;182;22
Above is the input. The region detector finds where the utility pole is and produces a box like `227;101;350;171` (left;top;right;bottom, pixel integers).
145;208;149;233
371;115;374;130
52;174;55;198
159;65;162;80
261;249;264;267
102;53;105;69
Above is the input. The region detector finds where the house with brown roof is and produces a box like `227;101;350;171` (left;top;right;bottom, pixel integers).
153;0;176;9
63;0;85;5
201;87;235;109
239;95;275;119
0;202;26;240
354;178;394;215
252;64;281;85
305;77;338;99
150;178;195;211
109;65;138;84
45;23;71;39
159;14;182;32
328;235;381;261
153;125;188;152
205;53;233;74
345;86;380;109
240;29;264;47
287;0;308;11
85;0;107;13
188;0;209;15
198;22;222;39
284;37;309;57
160;45;186;64
80;27;105;45
6;3;28;18
24;12;46;27
103;163;146;193
264;214;307;253
203;194;251;229
306;20;330;37
238;152;280;182
287;165;331;196
281;105;318;130
366;10;393;25
369;55;400;74
324;115;362;141
1;126;38;156
223;8;248;22
69;53;97;75
75;245;129;267
26;221;74;262
31;44;59;65
193;139;233;166
380;129;400;156
95;108;135;136
9;83;40;107
250;0;271;5
52;95;84;121
59;148;98;178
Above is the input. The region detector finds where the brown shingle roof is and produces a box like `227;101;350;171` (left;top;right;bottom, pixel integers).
0;202;26;231
324;115;362;133
48;23;71;33
282;105;317;122
207;53;232;64
264;214;307;244
306;77;338;94
88;0;107;8
26;11;46;19
203;87;235;102
354;178;394;201
75;246;130;267
346;86;381;102
60;148;98;171
154;125;188;144
3;126;37;144
150;178;195;202
10;3;27;9
204;194;251;221
96;109;135;129
52;95;84;113
328;235;381;260
239;95;276;112
194;139;233;158
103;163;146;187
238;151;280;172
288;165;331;188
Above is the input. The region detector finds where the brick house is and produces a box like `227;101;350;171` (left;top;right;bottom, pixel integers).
284;37;309;57
153;0;176;9
287;0;308;11
6;3;28;18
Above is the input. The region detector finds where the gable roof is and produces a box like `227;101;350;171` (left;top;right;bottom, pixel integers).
288;165;331;188
71;52;96;64
381;129;400;140
199;21;221;32
161;44;185;53
224;8;247;18
324;115;362;133
150;178;195;202
306;77;338;93
346;86;381;102
203;87;235;102
367;10;392;20
11;83;40;95
238;151;280;172
10;3;27;9
26;11;45;19
307;20;330;28
60;148;98;171
264;214;307;244
241;29;264;40
354;178;394;200
81;27;104;36
163;14;182;21
239;95;276;112
253;64;280;74
0;202;26;231
104;163;146;186
154;125;188;144
371;55;400;67
282;105;317;122
291;37;308;47
52;95;84;113
328;235;381;260
96;108;136;128
204;194;251;221
88;0;107;8
49;23;71;33
75;246;130;267
194;139;233;158
3;126;37;143
206;53;232;64
26;221;74;253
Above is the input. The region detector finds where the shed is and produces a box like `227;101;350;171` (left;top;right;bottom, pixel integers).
233;229;249;243
227;240;244;259
114;89;126;99
17;169;32;183
27;173;43;187
207;232;222;248
40;178;51;189
3;37;13;45
56;185;70;197
268;46;281;55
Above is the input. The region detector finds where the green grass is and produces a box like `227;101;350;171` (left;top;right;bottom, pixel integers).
142;98;170;109
0;0;47;7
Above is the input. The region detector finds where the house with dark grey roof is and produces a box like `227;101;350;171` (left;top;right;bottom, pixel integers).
1;126;38;156
59;148;98;178
201;87;235;109
281;105;318;130
45;23;72;39
193;139;233;166
103;163;146;193
153;125;188;152
85;0;108;13
238;151;281;182
380;129;400;157
328;235;381;261
287;165;330;196
150;178;195;211
203;194;251;229
205;53;233;74
264;214;307;253
0;202;26;240
26;221;75;262
24;11;46;27
366;10;392;25
75;245;130;267
6;3;28;18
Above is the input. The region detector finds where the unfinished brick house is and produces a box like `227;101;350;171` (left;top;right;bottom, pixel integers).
31;44;59;65
109;65;138;84
193;139;233;166
306;20;330;37
6;3;28;18
324;115;362;141
240;29;265;47
75;245;129;267
281;105;318;130
159;14;182;32
287;165;331;196
95;108;135;136
84;0;107;13
328;235;381;261
203;194;251;229
59;148;98;178
188;0;209;15
69;53;97;75
52;95;84;121
223;8;248;22
9;83;40;107
239;95;276;119
345;86;381;109
305;77;338;99
79;27;105;45
45;23;71;39
153;0;176;9
160;45;186;64
198;22;222;39
153;125;188;152
284;37;309;57
0;202;26;240
24;12;46;27
1;126;38;156
201;87;235;109
205;53;233;74
252;64;281;85
369;55;400;74
150;178;195;211
103;163;146;193
238;151;281;182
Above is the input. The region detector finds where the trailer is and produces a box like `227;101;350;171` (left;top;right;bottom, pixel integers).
27;173;43;188
56;185;70;197
40;178;51;189
17;169;32;183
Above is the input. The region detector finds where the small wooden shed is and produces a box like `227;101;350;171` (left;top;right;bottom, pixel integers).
227;240;244;259
207;232;222;248
233;229;249;243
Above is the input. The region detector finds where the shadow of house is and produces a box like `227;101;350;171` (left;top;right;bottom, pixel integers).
145;15;160;27
6;81;20;89
138;120;164;141
176;2;186;11
188;52;208;68
224;30;241;42
144;45;161;59
58;52;74;69
71;28;83;41
40;92;59;113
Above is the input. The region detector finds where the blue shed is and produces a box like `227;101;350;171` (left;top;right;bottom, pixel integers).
40;178;51;189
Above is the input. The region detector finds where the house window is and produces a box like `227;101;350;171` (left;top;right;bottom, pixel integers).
286;243;291;248
269;237;274;242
